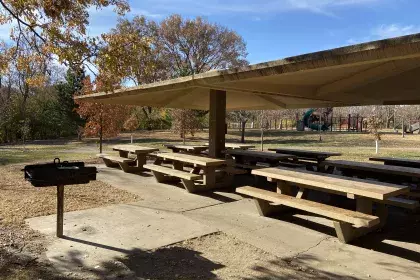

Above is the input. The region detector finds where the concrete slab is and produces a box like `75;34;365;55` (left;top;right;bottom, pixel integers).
27;204;217;274
95;164;243;212
183;199;328;257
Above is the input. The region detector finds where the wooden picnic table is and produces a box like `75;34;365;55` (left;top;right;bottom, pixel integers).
164;144;208;154
225;149;295;168
241;167;411;243
370;157;420;169
153;152;227;189
322;160;420;180
268;148;342;171
112;145;159;169
321;160;420;198
268;148;341;162
204;142;255;150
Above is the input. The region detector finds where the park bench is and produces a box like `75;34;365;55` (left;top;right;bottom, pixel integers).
98;154;138;173
144;164;203;193
237;186;380;243
237;167;410;243
99;145;159;173
145;152;228;192
369;156;420;169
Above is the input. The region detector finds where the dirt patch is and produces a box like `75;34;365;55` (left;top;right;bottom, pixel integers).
102;232;326;280
0;164;140;224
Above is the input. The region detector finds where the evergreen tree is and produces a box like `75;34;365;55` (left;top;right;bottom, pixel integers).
56;68;86;136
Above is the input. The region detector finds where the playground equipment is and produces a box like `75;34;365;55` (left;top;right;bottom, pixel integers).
406;122;420;133
301;108;333;131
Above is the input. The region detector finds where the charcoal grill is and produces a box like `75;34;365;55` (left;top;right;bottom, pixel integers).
23;158;97;237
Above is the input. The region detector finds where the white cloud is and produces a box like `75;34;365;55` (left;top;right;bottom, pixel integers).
371;24;420;39
128;8;164;19
130;0;380;17
347;24;420;45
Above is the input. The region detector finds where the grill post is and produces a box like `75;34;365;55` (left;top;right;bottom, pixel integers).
57;185;64;237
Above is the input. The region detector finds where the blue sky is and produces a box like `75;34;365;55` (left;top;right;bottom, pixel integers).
31;1;420;65
87;0;420;64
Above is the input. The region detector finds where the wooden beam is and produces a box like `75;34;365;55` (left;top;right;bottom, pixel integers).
208;89;226;158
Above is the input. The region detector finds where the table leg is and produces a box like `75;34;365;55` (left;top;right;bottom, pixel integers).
119;151;129;158
277;180;293;195
334;197;380;244
154;157;163;165
203;167;216;189
173;161;183;170
356;197;373;214
57;185;64;238
136;153;147;168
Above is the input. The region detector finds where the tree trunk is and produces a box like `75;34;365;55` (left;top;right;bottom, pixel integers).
260;129;264;151
241;120;247;143
99;112;103;153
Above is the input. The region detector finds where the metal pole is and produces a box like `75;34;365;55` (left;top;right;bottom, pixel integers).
402;118;405;138
57;185;64;238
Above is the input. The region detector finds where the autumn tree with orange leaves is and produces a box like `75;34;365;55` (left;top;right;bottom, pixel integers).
76;77;130;153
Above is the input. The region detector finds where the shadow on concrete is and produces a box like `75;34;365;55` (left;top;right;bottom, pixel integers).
53;237;224;279
244;255;361;280
52;235;365;280
266;204;420;264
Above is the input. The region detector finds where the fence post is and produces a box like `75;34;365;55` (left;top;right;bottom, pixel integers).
348;114;351;132
356;114;359;132
330;111;333;132
339;115;342;132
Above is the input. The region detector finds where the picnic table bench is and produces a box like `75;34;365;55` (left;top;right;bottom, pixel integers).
144;152;229;193
225;149;297;169
268;148;341;171
164;144;208;154
370;156;420;169
237;167;412;243
100;145;159;172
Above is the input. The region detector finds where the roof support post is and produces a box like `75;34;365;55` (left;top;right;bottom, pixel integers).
209;89;226;158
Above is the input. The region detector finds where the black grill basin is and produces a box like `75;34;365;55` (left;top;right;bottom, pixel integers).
23;158;97;187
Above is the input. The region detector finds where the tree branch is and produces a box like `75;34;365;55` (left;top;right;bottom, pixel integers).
0;0;46;43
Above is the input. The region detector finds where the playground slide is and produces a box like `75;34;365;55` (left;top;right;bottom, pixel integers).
302;108;331;131
409;122;419;133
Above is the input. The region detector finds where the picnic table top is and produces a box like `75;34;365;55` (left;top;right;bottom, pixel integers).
225;149;295;160
204;143;255;149
322;160;420;178
369;157;420;167
155;152;226;166
252;167;409;200
112;145;159;153
267;148;341;159
164;144;208;151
